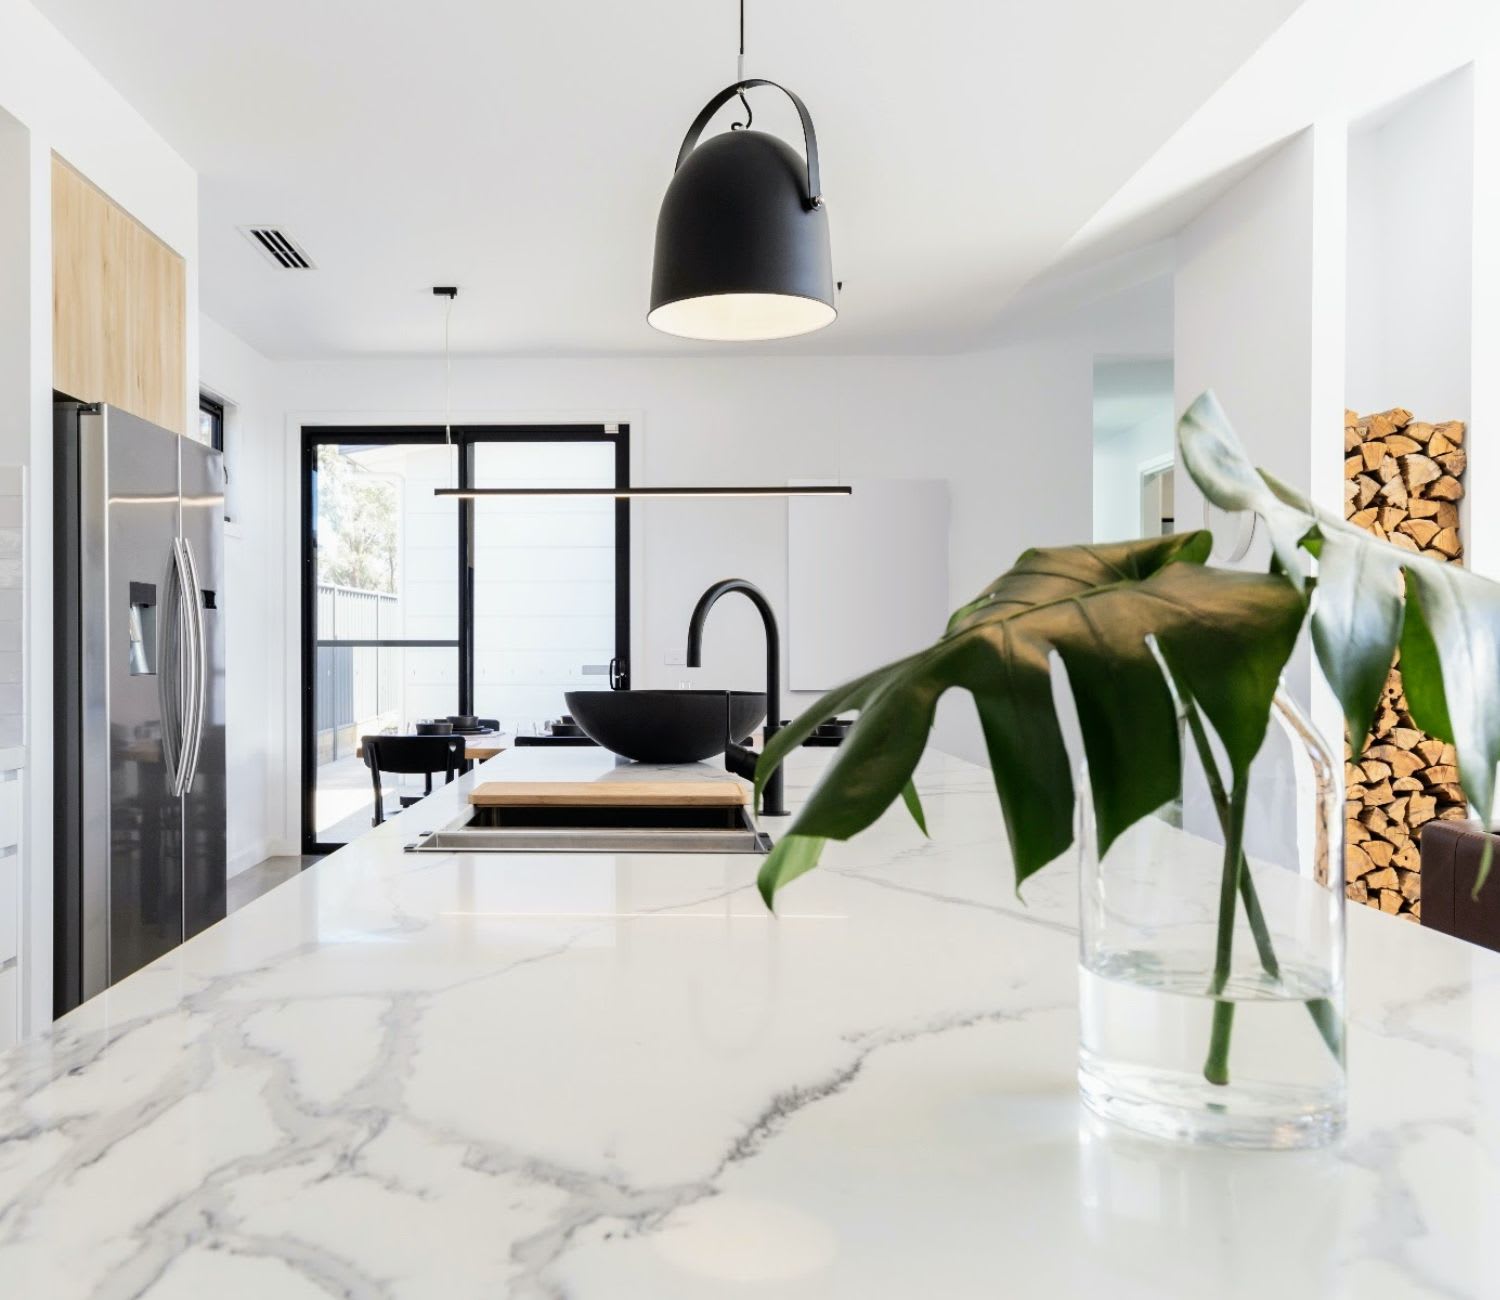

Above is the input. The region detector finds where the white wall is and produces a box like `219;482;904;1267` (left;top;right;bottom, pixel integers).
0;0;199;1034
1173;126;1348;730
1472;55;1500;582
1346;71;1474;426
199;317;283;875
210;275;1168;850
262;352;1007;847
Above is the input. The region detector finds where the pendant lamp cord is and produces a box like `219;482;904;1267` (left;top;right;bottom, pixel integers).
444;293;453;450
431;286;458;487
732;0;751;129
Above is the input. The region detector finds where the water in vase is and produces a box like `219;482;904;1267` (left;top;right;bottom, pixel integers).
1078;949;1345;1149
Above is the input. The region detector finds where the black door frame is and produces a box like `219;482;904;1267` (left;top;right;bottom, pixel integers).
299;423;631;854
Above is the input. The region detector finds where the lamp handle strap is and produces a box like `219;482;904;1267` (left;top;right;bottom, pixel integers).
674;80;822;208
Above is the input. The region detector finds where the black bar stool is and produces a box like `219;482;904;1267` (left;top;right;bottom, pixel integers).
362;735;466;827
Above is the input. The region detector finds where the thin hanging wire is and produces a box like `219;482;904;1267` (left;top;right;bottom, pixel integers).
444;294;454;446
731;0;751;129
443;293;455;487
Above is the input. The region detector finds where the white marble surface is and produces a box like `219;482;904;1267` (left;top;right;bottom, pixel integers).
2;745;1499;1298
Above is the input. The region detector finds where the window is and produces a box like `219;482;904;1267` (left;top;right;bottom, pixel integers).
199;395;224;452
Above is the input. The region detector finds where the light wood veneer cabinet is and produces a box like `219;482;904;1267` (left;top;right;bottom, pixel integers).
51;155;186;435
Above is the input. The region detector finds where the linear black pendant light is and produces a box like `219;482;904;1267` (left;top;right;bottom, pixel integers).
648;0;835;341
435;485;852;499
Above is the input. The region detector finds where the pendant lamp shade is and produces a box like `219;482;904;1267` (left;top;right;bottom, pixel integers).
649;80;835;341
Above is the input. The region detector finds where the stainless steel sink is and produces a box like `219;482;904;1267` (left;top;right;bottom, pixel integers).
405;801;772;854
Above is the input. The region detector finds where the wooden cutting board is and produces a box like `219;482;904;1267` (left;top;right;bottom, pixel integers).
468;780;749;808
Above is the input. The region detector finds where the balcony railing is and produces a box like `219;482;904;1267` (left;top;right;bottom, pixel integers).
316;583;399;761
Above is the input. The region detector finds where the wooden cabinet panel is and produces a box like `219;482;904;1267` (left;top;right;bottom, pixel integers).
51;158;108;406
52;155;185;434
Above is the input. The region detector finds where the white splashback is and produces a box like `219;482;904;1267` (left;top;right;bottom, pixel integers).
787;479;949;692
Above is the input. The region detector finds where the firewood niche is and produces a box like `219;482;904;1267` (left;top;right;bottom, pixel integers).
1342;407;1469;922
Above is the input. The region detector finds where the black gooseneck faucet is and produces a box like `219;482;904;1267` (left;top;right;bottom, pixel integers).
685;578;787;816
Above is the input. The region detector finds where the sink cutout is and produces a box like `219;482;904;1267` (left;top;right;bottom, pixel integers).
407;801;770;855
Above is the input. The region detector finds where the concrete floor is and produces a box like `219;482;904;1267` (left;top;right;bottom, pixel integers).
227;855;322;913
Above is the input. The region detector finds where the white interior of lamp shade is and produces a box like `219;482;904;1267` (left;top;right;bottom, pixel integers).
648;292;837;341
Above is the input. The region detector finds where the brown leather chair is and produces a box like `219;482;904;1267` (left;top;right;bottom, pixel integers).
1419;819;1500;951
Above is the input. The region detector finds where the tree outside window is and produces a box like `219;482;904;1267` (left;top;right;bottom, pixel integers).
316;445;399;594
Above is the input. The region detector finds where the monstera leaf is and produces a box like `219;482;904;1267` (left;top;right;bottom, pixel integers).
754;532;1306;908
1180;391;1500;830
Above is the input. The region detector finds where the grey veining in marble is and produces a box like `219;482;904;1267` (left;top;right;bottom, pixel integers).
1;745;1498;1298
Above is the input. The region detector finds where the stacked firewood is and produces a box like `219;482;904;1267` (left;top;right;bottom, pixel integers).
1342;407;1469;921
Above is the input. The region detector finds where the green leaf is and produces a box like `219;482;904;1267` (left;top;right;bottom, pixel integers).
1398;577;1455;745
754;531;1305;907
1178;391;1314;592
787;657;945;842
756;833;827;912
1180;390;1500;836
966;637;1074;889
1305;528;1404;751
900;779;928;836
1151;564;1307;781
754;661;903;813
1402;564;1499;823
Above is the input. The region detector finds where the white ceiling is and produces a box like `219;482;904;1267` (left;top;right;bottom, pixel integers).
34;0;1305;358
1052;0;1492;283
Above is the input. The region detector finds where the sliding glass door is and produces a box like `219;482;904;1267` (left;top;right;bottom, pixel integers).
301;425;629;852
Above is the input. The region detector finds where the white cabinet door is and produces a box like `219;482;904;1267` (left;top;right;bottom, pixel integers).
0;966;15;1050
0;851;16;966
0;767;22;1047
0;774;19;850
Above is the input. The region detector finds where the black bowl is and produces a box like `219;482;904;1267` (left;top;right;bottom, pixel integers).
447;714;480;730
415;719;454;735
564;690;767;764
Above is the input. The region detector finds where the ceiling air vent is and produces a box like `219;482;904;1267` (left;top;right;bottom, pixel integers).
239;226;315;269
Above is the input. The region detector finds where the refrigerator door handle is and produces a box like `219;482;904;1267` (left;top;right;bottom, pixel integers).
167;539;196;799
158;545;184;796
179;537;208;793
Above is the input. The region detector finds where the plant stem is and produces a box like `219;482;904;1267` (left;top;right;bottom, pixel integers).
1203;778;1249;1085
1236;865;1279;979
1178;696;1343;1066
1179;700;1279;980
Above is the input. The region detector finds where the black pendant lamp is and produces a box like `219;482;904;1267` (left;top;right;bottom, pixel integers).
648;2;835;341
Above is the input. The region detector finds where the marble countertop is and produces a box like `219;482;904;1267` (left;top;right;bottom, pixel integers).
3;744;1499;1298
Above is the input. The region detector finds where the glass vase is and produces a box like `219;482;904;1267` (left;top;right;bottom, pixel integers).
1077;687;1346;1149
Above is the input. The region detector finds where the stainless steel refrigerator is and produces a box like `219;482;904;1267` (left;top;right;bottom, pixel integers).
54;402;226;1016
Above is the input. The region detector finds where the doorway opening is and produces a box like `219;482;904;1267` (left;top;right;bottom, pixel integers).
1092;358;1174;544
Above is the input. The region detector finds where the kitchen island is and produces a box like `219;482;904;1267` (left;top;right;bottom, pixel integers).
1;744;1498;1298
